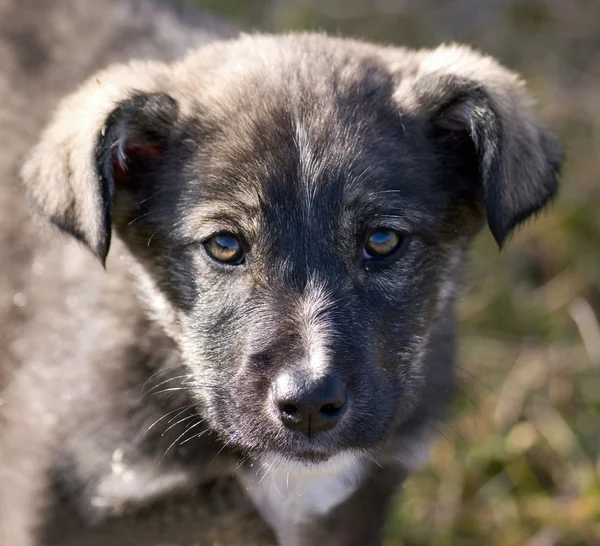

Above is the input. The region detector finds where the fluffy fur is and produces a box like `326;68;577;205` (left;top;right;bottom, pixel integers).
0;1;561;545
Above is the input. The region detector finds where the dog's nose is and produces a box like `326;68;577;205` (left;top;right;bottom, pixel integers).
273;374;347;436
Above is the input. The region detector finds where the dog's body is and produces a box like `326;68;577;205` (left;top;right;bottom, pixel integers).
0;1;561;545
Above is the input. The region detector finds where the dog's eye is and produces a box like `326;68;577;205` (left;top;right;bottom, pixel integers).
363;229;404;261
204;233;245;265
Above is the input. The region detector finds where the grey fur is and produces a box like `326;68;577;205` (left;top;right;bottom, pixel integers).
0;1;561;545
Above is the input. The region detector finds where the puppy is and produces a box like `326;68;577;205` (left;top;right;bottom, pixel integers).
0;0;562;545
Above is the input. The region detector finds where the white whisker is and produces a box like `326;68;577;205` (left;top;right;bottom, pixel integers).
145;404;194;433
160;420;205;463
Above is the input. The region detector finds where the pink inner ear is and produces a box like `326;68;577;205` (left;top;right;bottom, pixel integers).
112;141;163;184
112;155;130;184
127;143;163;160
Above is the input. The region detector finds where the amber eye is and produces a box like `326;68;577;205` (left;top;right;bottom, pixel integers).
204;233;245;265
364;229;404;260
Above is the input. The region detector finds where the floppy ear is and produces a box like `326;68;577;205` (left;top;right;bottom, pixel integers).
394;45;562;246
21;61;178;265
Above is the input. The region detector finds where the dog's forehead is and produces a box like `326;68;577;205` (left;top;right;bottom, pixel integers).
178;37;443;237
184;110;431;238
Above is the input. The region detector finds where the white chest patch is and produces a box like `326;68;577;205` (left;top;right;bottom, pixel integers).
237;452;364;535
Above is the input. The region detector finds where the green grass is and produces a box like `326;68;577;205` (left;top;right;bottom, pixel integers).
191;1;600;542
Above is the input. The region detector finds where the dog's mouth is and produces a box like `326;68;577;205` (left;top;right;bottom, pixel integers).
267;446;342;467
290;449;335;463
227;424;358;467
245;424;383;469
254;449;364;477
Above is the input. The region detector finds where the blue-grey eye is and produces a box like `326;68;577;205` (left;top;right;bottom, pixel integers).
364;229;403;260
204;233;244;265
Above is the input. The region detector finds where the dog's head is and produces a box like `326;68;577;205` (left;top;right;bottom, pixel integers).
22;35;561;468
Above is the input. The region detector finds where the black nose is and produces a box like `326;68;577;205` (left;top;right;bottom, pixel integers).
273;374;347;436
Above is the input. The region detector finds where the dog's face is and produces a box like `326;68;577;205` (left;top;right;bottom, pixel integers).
21;35;561;467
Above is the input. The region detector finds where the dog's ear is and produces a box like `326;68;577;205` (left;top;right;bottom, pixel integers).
394;45;562;246
21;62;178;265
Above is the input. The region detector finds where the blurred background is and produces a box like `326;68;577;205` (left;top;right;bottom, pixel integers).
189;1;600;545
